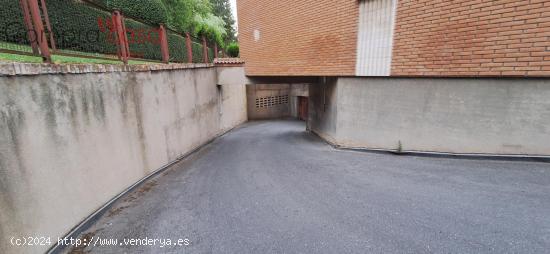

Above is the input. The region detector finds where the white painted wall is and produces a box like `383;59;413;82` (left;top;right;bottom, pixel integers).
356;0;398;76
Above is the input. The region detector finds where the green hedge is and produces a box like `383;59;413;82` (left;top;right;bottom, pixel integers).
92;0;168;25
0;1;31;45
192;41;204;63
168;32;187;62
46;0;118;55
208;47;214;62
1;0;213;63
124;19;162;61
167;34;217;63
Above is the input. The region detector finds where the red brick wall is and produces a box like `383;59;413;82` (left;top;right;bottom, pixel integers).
237;0;359;76
392;0;550;77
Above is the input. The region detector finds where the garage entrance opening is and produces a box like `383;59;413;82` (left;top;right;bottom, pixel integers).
246;84;309;121
298;96;308;121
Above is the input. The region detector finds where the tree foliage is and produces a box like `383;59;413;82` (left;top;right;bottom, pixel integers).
209;0;236;42
162;0;209;32
162;0;228;46
194;13;227;46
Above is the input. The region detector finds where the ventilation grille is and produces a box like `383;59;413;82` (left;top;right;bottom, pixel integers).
255;95;289;108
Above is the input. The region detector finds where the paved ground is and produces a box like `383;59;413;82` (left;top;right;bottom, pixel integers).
68;120;550;254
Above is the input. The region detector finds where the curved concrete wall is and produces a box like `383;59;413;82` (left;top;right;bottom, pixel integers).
309;77;550;156
0;64;247;254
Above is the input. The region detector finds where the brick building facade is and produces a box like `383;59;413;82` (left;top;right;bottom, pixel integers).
392;0;550;76
237;0;550;77
237;0;360;76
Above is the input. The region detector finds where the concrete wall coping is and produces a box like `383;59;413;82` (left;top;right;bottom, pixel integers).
0;62;215;76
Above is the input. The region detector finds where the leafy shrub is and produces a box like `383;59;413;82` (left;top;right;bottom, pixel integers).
226;42;239;57
93;0;168;25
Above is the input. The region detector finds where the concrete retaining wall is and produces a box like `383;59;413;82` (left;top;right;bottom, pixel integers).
309;79;339;143
309;77;550;156
0;64;247;254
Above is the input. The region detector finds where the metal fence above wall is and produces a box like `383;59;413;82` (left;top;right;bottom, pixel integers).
0;0;219;64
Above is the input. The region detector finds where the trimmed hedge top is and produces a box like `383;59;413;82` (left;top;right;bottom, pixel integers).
93;0;168;25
